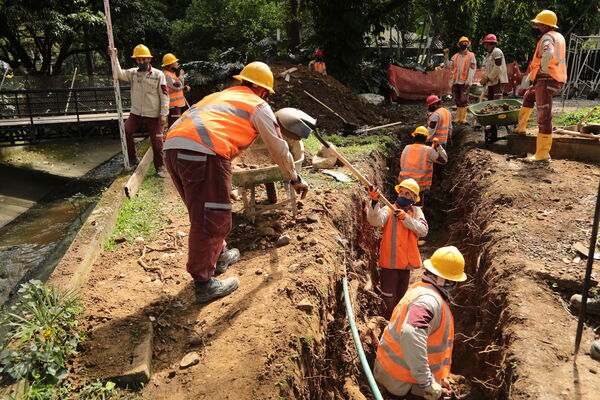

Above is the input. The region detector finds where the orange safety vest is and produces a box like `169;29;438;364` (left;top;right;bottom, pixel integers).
376;282;454;384
399;143;434;190
166;86;265;160
310;60;326;73
529;30;567;83
164;70;186;108
379;206;421;269
427;108;451;145
451;52;475;81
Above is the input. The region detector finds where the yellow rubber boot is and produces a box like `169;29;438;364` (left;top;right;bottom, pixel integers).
459;107;468;123
515;107;533;135
453;108;460;123
525;133;552;162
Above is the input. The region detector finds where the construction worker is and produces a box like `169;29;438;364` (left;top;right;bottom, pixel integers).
308;49;327;75
479;34;508;101
425;96;452;146
107;45;169;177
450;37;477;124
163;61;309;303
398;126;448;206
515;10;567;163
367;179;428;319
374;246;467;400
162;53;190;127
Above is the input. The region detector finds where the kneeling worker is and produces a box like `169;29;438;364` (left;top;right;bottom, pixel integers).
367;179;428;319
164;61;309;303
425;96;452;147
374;246;467;400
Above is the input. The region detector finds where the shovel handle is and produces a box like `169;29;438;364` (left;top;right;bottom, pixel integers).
312;131;395;210
578;106;597;127
304;90;349;124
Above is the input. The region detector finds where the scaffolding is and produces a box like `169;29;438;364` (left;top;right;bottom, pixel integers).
562;34;600;104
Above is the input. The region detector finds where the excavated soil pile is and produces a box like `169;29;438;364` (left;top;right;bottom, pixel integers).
477;103;519;114
269;62;415;131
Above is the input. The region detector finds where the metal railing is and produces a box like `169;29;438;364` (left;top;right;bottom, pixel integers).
0;87;131;122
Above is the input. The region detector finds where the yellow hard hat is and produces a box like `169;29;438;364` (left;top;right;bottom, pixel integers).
162;53;179;67
424;246;467;282
233;61;275;94
532;10;558;28
411;125;429;138
457;36;471;46
395;178;420;203
131;44;152;59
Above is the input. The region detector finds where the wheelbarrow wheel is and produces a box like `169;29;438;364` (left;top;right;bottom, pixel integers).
266;182;278;204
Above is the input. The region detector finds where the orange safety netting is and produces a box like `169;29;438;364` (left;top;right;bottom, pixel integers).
388;62;524;100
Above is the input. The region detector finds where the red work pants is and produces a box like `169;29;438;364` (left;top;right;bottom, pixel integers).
522;78;564;134
487;83;504;100
168;107;183;127
452;84;470;107
164;149;231;282
125;113;164;170
380;268;411;319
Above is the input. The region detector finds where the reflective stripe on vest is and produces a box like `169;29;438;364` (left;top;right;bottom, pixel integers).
376;282;454;384
166;86;264;160
164;70;186;108
428;108;451;144
452;52;475;81
399;144;433;189
378;206;421;269
529;31;567;83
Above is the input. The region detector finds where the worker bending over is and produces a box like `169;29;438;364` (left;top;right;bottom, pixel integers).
399;126;448;207
479;34;508;100
515;10;567;163
425;96;452;147
374;246;467;400
108;45;169;177
162;53;190;127
450;37;477;124
164;62;309;303
367;179;428;319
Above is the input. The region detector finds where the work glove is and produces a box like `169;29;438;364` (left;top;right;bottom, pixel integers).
432;138;440;148
369;186;380;201
480;76;488;86
441;378;453;398
393;209;406;220
160;116;168;133
419;376;443;400
291;174;308;199
184;85;191;92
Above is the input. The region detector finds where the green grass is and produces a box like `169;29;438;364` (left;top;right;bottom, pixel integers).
105;166;168;250
553;107;600;127
302;131;394;162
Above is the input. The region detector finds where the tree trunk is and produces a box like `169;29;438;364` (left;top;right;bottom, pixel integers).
286;0;302;50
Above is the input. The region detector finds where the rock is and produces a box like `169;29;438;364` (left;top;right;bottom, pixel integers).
297;298;314;313
312;142;340;169
168;370;177;378
358;93;385;106
277;235;291;247
260;227;277;236
562;258;571;264
134;237;145;245
307;213;320;223
297;234;305;241
177;231;187;238
207;329;217;338
180;352;201;369
309;238;318;246
255;269;263;275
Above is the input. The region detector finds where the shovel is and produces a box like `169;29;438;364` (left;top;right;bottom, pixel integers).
304;90;360;134
312;130;395;211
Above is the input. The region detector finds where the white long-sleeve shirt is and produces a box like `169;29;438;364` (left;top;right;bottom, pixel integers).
115;61;169;118
484;47;508;85
164;101;298;181
539;33;556;74
366;203;428;238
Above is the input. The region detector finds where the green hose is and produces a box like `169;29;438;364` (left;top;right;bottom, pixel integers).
343;276;384;400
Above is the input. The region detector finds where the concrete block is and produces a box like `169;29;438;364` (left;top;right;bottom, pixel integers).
507;134;600;162
113;321;153;387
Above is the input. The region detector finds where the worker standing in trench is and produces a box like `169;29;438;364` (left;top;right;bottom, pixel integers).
367;179;428;319
425;96;452;147
162;53;191;127
479;34;509;143
107;45;169;177
449;37;477;125
515;10;567;163
163;61;309;303
398;126;448;208
374;246;467;400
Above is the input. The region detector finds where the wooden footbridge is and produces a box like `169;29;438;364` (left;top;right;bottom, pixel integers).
0;87;134;147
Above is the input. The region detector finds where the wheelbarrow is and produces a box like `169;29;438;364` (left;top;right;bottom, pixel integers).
232;138;304;223
468;99;522;146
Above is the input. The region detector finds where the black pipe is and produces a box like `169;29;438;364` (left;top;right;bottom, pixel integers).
575;177;600;354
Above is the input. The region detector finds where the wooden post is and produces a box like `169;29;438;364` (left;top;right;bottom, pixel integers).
64;67;78;113
103;0;130;169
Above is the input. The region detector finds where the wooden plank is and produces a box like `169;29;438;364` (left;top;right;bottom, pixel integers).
124;147;154;198
278;67;297;77
553;128;600;140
